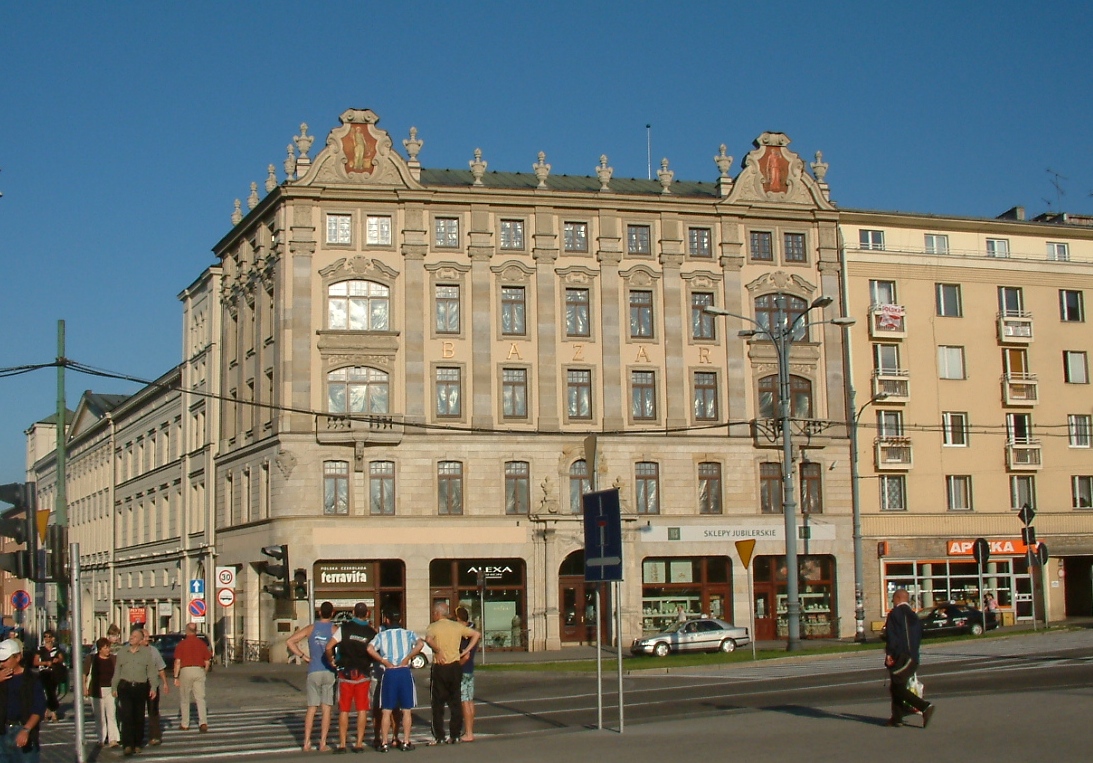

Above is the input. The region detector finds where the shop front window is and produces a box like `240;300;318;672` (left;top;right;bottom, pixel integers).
882;559;1015;614
639;556;732;635
753;555;836;640
429;558;527;650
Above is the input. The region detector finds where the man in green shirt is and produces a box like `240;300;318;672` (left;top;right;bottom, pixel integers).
110;629;160;756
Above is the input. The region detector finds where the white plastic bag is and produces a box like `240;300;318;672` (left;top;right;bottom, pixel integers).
909;673;925;698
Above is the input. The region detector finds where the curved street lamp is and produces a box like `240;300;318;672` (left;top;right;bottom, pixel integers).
706;295;854;651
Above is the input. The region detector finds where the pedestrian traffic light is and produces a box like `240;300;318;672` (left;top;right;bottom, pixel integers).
261;544;290;599
293;568;308;600
0;482;38;580
46;524;68;582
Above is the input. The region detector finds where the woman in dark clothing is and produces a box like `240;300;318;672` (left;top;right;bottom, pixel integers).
32;631;65;723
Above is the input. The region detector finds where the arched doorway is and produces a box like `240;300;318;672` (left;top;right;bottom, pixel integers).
558;550;611;645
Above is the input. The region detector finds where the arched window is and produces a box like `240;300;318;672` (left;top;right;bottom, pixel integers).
328;280;390;331
758;374;813;419
569;460;591;514
327;367;390;413
754;294;809;341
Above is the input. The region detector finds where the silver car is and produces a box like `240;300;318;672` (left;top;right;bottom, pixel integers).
631;618;750;657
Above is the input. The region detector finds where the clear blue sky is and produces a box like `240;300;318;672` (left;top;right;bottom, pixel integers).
2;2;1091;484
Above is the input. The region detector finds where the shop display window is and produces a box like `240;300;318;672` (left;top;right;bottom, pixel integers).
754;554;837;639
883;559;1014;612
639;556;732;634
430;558;527;650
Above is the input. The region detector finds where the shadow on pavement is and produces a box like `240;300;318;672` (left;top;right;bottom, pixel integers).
760;704;889;727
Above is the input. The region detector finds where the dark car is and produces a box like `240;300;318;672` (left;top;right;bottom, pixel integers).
918;604;998;637
148;632;211;665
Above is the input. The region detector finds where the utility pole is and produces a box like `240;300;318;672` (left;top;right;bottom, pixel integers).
55;320;69;632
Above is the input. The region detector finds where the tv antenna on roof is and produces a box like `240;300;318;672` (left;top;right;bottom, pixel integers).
1046;168;1068;211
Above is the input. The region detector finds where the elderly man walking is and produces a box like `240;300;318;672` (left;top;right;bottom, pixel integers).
111;628;160;756
883;588;936;728
424;602;479;745
173;624;213;732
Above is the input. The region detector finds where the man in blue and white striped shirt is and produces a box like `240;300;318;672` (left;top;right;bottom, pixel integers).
366;612;424;752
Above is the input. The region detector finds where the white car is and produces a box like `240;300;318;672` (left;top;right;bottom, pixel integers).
631;618;750;657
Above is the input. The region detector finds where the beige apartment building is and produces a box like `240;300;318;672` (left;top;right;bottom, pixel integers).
17;107;1092;655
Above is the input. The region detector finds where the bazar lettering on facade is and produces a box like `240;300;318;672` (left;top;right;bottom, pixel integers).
19;106;1093;656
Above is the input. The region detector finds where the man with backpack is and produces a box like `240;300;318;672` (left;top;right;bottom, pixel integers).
325;603;378;753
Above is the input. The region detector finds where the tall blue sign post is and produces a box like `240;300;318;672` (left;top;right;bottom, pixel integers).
582;487;624;732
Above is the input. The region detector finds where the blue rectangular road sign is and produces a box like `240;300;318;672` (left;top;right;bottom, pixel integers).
583;488;623;582
190;579;205;595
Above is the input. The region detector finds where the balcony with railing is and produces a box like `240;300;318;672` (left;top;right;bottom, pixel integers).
874;436;913;470
316;413;405;446
1006;439;1042;470
869;304;906;339
872;369;910;403
997;311;1034;344
1001;373;1039;406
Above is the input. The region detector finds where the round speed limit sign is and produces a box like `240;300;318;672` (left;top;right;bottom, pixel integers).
216;566;236;588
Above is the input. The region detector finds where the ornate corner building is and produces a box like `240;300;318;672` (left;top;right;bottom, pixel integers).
19;108;1093;655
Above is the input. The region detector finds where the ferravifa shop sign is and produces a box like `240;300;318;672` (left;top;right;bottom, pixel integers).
947;538;1029;556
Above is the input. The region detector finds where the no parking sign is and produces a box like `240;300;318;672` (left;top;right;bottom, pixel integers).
188;598;207;623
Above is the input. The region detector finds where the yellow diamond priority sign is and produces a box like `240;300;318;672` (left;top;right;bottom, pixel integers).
735;539;756;569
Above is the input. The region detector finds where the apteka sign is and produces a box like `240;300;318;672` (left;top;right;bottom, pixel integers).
947;538;1029;556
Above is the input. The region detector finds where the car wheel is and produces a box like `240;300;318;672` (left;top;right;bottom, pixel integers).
653;642;670;658
719;639;736;653
410;653;427;669
969;623;984;636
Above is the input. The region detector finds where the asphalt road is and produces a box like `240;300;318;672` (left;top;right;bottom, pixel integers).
45;628;1093;762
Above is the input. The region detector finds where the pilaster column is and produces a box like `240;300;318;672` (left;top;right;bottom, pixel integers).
534;245;560;430
468;245;495;430
401;204;428;426
287;202;316;432
660;250;686;429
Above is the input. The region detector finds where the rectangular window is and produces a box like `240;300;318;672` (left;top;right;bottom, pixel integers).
567;369;592;420
366;215;392;245
1073;476;1093;509
1069;414;1092;447
698;462;722;515
1047;242;1070;261
938;346;966;379
998;286;1023;314
1060;290;1085;322
693;371;718;421
691;292;715;339
629;290;654;338
869;279;897;305
631;370;657;420
860;229;885;250
437;461;463;515
986;238;1010;258
500;219;525;250
564;221;588;252
924;234;949;254
1010;475;1035;511
942;412;969;446
435;367;462;417
760;463;782;514
435;285;460;334
1007;412;1033;442
1064;351;1089;384
501;286;526;335
505;461;530;515
876;410;904;438
935;283;962;317
800;463;823;514
873;343;901;374
784;232;807;262
627;224;652;255
323;461;349;515
688;227;712;257
565;288;590;337
434;217;460;248
502;368;528;419
635;462;660;514
326;213;352;245
749;230;773;261
880;475;907;511
946;475;973;511
369;461;395;516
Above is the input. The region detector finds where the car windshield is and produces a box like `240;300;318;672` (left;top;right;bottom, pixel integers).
661;622;687;634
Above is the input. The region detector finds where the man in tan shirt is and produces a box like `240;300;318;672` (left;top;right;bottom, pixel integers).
424;603;479;744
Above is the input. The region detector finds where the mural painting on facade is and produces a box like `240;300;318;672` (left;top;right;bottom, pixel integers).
342;124;378;176
759;145;790;194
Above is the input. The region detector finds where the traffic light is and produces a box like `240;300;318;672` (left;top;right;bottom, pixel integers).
0;482;38;580
261;544;290;599
293;568;308;600
46;524;68;582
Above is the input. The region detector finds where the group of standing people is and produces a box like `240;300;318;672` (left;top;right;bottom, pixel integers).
287;601;480;753
83;622;213;756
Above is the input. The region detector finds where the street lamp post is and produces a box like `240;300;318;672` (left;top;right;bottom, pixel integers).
706;295;853;651
848;389;888;643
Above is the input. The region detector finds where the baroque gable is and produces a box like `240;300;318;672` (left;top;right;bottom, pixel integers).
744;270;817;298
296;109;422;189
724;132;834;210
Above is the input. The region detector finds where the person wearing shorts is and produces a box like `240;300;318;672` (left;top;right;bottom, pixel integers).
454;606;479;742
325;602;378;753
287;601;337;752
366;612;424;752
